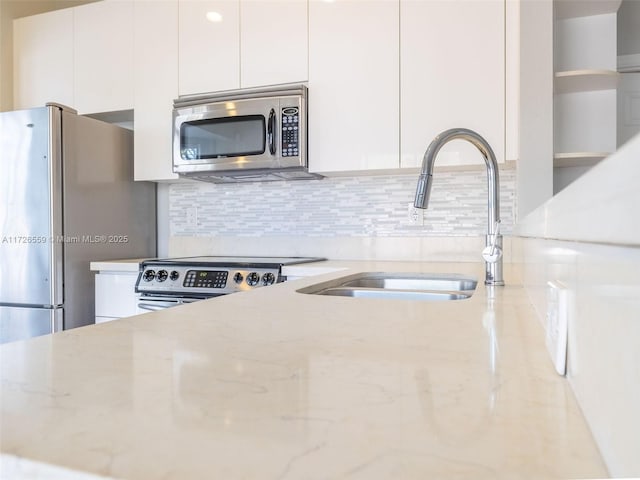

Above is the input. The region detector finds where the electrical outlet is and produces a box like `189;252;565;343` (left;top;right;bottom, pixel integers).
546;281;569;375
407;202;424;225
186;207;198;227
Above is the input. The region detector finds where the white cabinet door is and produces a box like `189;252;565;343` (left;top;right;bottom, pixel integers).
178;0;240;95
95;272;139;320
13;9;74;110
505;0;519;163
134;0;180;181
73;0;134;114
308;0;400;173
400;0;505;168
240;0;308;88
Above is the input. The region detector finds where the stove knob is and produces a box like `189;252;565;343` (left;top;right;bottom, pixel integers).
142;269;156;282
262;272;276;286
169;270;180;281
246;272;260;286
157;270;168;282
233;272;244;284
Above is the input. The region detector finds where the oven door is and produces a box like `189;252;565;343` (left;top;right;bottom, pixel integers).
136;295;206;313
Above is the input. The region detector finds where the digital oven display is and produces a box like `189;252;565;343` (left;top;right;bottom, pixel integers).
183;270;228;288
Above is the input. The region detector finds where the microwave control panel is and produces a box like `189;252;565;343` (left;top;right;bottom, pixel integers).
281;107;299;157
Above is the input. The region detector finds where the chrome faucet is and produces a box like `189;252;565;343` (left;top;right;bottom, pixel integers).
414;128;504;286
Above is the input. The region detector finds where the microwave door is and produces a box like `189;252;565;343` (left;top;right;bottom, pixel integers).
174;98;282;174
180;115;265;158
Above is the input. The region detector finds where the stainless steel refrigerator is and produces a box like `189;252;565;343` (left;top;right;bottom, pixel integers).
0;103;156;343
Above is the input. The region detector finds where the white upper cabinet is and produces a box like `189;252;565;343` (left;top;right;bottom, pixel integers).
505;0;519;163
14;0;511;180
73;0;134;114
13;9;74;110
308;0;400;173
133;0;179;182
240;0;308;88
178;0;240;95
178;0;306;94
400;0;505;168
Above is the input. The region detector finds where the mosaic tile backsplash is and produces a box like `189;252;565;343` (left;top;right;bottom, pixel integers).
170;168;516;238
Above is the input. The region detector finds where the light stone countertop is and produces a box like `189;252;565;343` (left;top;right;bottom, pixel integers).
0;260;608;479
89;258;152;273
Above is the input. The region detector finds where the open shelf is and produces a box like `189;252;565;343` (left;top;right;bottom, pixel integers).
552;0;620;191
553;152;609;168
555;0;622;19
554;69;619;94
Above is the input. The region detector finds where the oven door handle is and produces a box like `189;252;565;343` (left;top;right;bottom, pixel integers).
137;301;180;311
137;296;206;312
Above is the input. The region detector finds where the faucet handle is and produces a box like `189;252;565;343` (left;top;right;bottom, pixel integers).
489;219;501;243
482;220;503;263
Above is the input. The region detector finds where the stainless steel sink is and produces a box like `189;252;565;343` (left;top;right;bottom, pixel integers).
297;272;477;301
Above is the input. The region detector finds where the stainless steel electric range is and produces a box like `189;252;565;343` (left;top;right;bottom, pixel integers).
135;256;324;312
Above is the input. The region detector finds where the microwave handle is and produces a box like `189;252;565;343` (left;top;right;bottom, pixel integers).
267;108;277;155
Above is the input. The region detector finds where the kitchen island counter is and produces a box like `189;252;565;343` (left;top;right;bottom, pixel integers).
0;260;607;479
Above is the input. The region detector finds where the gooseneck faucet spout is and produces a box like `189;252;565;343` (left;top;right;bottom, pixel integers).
414;128;504;286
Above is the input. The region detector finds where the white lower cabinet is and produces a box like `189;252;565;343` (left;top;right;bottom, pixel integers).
95;272;140;324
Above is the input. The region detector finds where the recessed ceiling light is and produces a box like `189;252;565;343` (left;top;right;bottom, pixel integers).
206;11;223;22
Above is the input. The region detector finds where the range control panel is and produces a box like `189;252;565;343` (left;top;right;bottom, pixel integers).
184;270;228;289
280;107;299;157
136;265;282;296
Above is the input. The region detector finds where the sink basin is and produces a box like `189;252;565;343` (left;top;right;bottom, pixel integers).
297;272;477;301
310;288;471;301
338;273;477;292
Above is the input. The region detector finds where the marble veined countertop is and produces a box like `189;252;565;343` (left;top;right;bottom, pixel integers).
0;260;607;479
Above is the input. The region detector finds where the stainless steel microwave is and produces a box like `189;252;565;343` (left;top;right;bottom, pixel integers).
172;84;320;183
